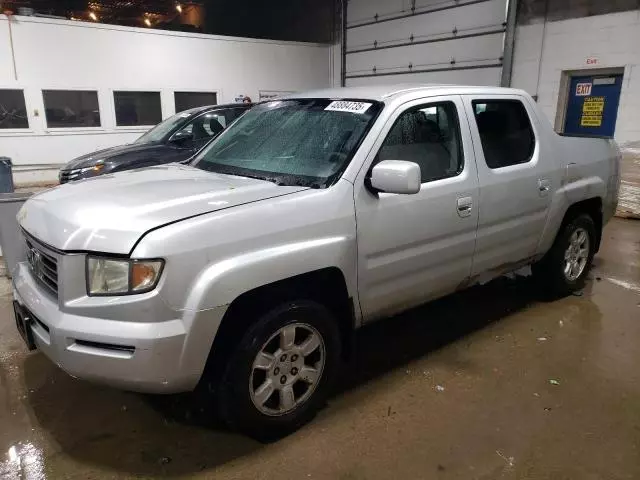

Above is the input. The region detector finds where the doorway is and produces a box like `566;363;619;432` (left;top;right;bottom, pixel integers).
559;70;624;138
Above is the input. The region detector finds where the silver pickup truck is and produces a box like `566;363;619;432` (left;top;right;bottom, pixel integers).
13;85;620;439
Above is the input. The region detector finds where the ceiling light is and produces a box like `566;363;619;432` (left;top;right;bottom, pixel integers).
176;4;182;13
88;11;97;21
144;17;151;26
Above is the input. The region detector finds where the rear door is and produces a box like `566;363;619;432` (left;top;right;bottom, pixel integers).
462;95;552;277
355;95;479;321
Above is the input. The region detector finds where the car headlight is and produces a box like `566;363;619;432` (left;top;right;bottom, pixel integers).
80;164;105;175
86;256;164;296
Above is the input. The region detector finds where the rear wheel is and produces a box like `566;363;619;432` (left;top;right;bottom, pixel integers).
216;300;341;441
533;214;596;296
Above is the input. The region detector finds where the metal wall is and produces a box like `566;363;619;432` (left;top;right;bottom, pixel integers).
344;0;510;86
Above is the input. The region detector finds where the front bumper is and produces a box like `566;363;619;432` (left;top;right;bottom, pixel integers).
13;261;227;394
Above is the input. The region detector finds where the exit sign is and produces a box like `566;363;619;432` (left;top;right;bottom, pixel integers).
586;57;598;65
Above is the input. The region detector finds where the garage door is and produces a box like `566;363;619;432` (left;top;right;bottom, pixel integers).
345;0;509;87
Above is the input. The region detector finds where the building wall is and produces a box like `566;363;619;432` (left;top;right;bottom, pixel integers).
511;8;640;143
0;15;332;184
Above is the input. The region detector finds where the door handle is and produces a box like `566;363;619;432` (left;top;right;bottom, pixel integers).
457;197;473;218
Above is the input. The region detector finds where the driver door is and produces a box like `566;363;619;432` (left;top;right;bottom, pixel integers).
354;96;479;322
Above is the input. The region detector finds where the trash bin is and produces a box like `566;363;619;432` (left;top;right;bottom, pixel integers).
0;157;15;193
0;193;32;277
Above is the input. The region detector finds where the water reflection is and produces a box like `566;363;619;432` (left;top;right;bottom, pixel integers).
0;442;46;479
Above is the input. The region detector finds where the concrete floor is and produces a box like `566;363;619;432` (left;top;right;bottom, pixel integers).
1;219;638;479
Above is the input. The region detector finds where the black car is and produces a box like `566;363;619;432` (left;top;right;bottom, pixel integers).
59;103;250;183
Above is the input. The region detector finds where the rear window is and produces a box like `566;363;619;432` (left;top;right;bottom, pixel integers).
472;100;535;169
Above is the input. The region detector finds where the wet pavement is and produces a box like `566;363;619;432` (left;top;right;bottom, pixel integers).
1;218;639;479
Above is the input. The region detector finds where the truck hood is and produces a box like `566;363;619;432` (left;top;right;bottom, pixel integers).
62;143;164;170
19;164;308;254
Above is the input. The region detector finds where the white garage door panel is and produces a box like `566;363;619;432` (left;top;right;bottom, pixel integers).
347;0;406;24
344;0;508;86
347;33;504;76
347;0;506;50
346;67;502;87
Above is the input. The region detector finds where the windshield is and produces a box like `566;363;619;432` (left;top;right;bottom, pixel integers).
193;99;382;187
134;108;201;144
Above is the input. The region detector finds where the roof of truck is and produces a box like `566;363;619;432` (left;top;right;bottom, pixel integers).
285;84;527;102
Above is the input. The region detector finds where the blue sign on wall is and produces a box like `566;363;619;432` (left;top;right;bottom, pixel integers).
564;74;623;138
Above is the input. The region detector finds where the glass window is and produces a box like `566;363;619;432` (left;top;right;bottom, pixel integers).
0;89;29;129
172;109;240;141
472;100;535;169
134;107;201;144
194;99;382;188
377;102;463;183
174;92;217;112
114;91;162;127
42;90;100;128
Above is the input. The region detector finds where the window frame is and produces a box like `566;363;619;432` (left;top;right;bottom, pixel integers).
373;100;465;185
111;89;163;131
471;98;537;170
173;90;219;113
0;88;30;132
41;87;103;132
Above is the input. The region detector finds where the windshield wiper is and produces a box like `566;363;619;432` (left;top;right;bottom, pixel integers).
237;173;286;185
290;178;324;189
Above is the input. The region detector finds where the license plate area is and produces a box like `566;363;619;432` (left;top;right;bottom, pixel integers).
13;301;37;351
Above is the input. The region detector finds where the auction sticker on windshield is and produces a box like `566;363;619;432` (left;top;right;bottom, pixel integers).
325;101;372;114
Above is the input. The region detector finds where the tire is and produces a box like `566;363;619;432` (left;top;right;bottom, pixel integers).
533;214;597;297
216;300;341;441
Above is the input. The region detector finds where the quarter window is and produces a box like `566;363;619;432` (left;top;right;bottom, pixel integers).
113;91;162;127
174;92;217;113
472;100;535;169
377;102;463;183
42;90;100;128
0;89;29;129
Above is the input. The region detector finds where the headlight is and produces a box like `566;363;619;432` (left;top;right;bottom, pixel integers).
86;257;164;296
80;164;105;175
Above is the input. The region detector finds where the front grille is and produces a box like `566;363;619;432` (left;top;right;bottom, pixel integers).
59;169;81;184
25;236;59;298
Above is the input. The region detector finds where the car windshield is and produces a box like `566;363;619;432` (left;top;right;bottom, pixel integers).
193;99;382;188
134;108;201;144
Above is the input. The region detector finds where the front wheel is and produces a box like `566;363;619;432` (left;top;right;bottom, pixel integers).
533;214;597;297
216;300;341;441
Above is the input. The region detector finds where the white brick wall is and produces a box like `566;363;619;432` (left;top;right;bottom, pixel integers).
511;10;640;144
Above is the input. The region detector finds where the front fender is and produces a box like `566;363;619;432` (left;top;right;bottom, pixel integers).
183;235;357;312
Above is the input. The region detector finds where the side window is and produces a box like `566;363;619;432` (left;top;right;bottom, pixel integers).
113;91;162;127
174;91;217;113
0;89;29;129
42;90;101;128
378;102;463;183
174;112;226;142
472;100;535;169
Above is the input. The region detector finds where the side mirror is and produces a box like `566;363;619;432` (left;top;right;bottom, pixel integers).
370;160;421;195
169;130;193;145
